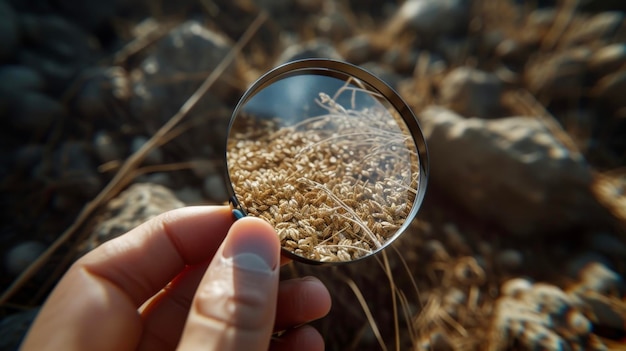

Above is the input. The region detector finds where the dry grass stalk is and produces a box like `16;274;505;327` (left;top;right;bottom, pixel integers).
345;277;389;351
228;88;421;262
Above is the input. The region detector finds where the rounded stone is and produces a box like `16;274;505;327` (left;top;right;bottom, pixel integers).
0;1;19;61
175;187;205;204
10;92;64;130
0;65;44;92
18;14;98;62
203;174;229;202
4;241;47;276
13;144;44;174
93;130;122;163
390;0;471;39
440;67;503;118
341;35;373;64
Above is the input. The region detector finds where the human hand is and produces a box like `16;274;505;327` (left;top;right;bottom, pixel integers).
21;206;331;351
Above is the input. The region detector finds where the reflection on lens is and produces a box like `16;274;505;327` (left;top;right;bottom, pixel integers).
226;59;428;264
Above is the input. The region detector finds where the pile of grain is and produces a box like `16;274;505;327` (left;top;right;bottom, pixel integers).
227;93;421;262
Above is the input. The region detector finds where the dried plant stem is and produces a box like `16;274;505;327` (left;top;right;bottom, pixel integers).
381;250;400;351
303;178;383;249
345;277;389;351
0;12;267;305
112;21;178;65
129;161;216;178
541;0;579;52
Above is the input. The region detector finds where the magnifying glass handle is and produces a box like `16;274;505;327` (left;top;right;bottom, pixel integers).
229;195;247;220
232;209;245;220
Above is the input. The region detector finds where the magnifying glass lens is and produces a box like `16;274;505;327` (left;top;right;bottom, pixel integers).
226;60;428;264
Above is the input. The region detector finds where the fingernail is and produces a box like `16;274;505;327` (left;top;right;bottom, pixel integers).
222;225;278;273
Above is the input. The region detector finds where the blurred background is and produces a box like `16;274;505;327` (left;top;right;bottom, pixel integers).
1;0;625;349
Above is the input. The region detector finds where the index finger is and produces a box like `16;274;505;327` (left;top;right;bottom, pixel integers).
80;205;235;306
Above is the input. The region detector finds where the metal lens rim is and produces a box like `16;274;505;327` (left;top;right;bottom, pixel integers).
224;58;430;265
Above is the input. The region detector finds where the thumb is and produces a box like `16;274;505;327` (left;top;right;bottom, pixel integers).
178;216;281;351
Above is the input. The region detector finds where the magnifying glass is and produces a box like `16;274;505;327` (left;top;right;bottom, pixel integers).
225;59;429;264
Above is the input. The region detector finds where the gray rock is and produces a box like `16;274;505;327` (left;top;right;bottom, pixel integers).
83;183;185;251
93;130;123;163
55;141;95;173
74;66;130;119
381;46;420;74
490;281;600;351
419;107;604;236
435;37;472;64
341;35;374;65
53;0;116;31
18;50;78;93
0;308;39;351
9;91;64;130
0;1;19;61
175;186;205;205
387;0;471;40
439;67;502;118
53;141;101;198
12;144;44;179
588;43;626;78
19;14;98;62
131;21;236;128
0;65;44;92
276;39;343;65
4;241;46;276
203;173;229;202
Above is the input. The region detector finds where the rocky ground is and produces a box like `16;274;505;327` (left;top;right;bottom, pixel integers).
1;0;626;350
